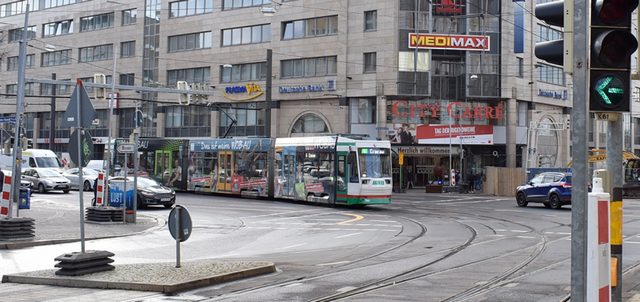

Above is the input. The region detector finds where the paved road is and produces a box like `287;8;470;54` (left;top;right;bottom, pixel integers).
1;190;640;301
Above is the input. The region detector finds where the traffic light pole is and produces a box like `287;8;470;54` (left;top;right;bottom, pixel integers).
572;0;590;300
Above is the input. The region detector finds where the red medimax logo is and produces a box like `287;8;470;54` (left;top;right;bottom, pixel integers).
435;0;464;15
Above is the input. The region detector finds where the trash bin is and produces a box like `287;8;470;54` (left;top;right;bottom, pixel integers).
109;179;134;209
19;188;30;209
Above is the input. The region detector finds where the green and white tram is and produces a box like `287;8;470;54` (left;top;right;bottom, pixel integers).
274;136;392;205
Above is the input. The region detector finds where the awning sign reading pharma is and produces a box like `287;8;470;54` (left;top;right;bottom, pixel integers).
408;33;490;51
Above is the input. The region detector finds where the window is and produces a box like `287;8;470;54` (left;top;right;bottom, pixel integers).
41;49;71;66
6;82;35;95
0;0;40;18
282;15;338;40
517;57;524;78
364;10;377;31
222;0;271;10
537;24;562;42
281;56;337;78
8;25;36;42
220;62;266;83
80;13;114;32
167;67;210;86
79;44;113;62
43;20;72;37
165;105;212;137
291;113;329;134
122;8;137;25
121;41;135;58
41;80;72;96
169;0;213;18
120;73;135;85
218;103;264;137
7;54;34;71
350;98;376;124
363;52;376;73
168;31;212;52
221;24;270;46
537;63;565;86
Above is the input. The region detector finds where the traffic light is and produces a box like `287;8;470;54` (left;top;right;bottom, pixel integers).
534;0;573;72
176;81;190;105
589;0;638;112
93;73;106;100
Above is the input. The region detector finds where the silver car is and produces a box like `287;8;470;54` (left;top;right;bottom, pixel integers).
62;168;99;191
22;168;70;193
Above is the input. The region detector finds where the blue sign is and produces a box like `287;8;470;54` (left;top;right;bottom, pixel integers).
538;89;567;100
0;116;16;124
190;138;271;152
279;84;325;93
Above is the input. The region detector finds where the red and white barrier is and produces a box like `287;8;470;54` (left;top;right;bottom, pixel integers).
96;172;106;206
1;175;11;216
587;177;611;301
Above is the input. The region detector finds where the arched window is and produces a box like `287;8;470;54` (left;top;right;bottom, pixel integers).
291;113;329;135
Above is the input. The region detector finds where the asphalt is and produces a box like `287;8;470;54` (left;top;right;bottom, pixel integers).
0;195;276;294
0;190;639;300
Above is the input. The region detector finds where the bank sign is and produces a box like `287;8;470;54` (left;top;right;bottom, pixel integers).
223;83;264;101
409;33;490;51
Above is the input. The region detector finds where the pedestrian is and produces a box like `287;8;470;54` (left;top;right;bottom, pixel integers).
455;170;461;186
406;165;414;189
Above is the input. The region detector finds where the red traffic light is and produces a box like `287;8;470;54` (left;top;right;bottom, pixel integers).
592;30;638;68
593;0;639;25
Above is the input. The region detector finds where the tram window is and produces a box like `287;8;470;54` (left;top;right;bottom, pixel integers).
338;155;345;178
348;151;359;183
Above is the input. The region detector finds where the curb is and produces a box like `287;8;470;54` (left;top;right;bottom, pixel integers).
0;214;166;250
2;262;276;294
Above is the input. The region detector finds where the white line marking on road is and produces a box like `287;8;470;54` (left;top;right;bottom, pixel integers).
494;210;526;213
516;236;536;239
335;232;362;239
495;229;507;232
370;220;396;223
318;261;350;266
511;230;528;233
625;241;640;244
278;243;307;250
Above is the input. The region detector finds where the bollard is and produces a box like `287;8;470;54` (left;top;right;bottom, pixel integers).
587;178;611;301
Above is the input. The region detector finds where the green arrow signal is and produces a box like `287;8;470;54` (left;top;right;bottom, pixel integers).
594;75;624;106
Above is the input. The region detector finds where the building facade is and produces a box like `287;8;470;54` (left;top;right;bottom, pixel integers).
0;0;636;186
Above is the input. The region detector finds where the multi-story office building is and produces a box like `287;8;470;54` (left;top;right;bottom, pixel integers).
0;0;635;186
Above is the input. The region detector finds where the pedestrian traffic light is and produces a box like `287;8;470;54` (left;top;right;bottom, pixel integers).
93;73;106;101
176;81;190;105
534;0;573;72
589;0;638;112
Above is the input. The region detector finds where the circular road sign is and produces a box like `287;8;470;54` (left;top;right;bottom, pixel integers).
168;205;192;242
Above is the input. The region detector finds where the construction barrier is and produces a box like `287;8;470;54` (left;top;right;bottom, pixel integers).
587;177;611;301
0;174;10;216
95;172;106;206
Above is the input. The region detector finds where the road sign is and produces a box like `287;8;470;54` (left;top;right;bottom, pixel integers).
169;205;192;242
116;143;136;153
61;80;96;129
68;129;93;167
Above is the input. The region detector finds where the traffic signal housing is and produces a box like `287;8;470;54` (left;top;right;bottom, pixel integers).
93;73;106;100
589;0;638;112
534;0;573;72
176;81;191;105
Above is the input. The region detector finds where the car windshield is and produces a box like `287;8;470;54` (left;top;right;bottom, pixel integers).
36;157;62;168
39;169;62;177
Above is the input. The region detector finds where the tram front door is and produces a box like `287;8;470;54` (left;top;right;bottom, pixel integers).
155;150;172;185
218;151;234;192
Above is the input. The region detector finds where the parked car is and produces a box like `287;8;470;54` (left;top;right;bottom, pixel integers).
515;172;572;209
109;176;175;209
22;168;71;193
62;168;99;191
1;169;33;194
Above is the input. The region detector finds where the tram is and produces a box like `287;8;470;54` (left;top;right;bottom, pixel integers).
117;136;392;206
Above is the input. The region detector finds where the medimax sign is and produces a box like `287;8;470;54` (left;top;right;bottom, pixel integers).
409;33;490;51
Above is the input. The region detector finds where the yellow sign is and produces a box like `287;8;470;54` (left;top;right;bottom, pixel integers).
223;83;264;101
399;151;404;165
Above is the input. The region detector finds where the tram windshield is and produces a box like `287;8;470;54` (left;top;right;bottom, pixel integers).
358;148;391;178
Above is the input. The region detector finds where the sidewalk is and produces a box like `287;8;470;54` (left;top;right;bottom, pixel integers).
0;197;276;296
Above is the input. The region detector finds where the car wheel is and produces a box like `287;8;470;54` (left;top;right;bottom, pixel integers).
137;196;146;209
516;192;528;207
38;183;46;193
543;202;551;208
83;180;92;191
549;194;562;209
63;189;70;194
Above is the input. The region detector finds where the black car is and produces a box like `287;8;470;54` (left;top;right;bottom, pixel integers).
515;172;572;209
109;176;175;209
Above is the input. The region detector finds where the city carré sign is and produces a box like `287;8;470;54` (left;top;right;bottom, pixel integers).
390;100;504;121
409;33;490;51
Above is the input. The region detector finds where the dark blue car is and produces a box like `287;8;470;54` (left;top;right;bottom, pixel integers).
516;172;572;209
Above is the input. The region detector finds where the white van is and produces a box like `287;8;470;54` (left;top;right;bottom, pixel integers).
22;149;63;171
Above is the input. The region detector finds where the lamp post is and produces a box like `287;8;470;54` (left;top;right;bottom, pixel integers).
9;4;30;218
265;49;272;138
50;73;56;150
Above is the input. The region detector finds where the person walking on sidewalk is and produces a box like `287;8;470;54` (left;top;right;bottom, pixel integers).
406;165;415;189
